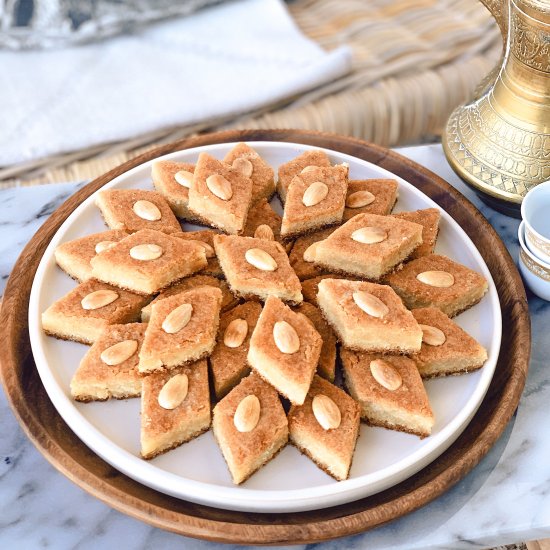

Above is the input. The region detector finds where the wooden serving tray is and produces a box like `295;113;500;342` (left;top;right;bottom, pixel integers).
0;130;530;544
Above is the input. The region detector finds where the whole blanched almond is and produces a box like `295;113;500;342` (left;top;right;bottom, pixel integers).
273;321;300;354
100;339;138;366
81;289;119;310
370;359;402;391
416;270;455;288
300;165;318;174
129;243;163;261
245;248;277;271
174;170;194;188
206;174;233;201
303;241;320;262
162;303;193;334
95;240;116;254
158;373;189;410
234;394;261;432
351;227;388;244
224;318;248;348
232;157;253;178
420;324;446;346
312;394;341;430
302;181;329;207
188;239;215;258
254;224;274;241
352;291;389;318
346;190;375;208
133;200;162;221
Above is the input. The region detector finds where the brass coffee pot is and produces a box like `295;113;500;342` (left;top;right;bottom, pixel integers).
443;0;550;217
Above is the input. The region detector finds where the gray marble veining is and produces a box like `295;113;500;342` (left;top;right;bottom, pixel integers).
0;146;548;549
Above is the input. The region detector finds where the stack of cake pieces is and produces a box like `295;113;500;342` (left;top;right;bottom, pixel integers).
41;142;490;485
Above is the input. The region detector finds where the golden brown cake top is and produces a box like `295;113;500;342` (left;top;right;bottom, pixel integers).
392;208;440;259
173;229;223;277
242;198;282;240
95;188;182;234
301;274;350;307
278;150;331;195
55;229;129;262
151;160;195;201
343;179;398;221
288;227;333;281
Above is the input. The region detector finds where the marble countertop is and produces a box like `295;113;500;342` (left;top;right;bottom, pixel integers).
1;144;549;549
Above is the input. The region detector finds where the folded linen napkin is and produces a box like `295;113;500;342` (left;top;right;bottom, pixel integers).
0;0;351;167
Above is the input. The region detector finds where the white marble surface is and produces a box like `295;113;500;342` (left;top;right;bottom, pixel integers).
1;145;549;549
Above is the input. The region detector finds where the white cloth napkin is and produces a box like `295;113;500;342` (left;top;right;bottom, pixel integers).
0;0;351;166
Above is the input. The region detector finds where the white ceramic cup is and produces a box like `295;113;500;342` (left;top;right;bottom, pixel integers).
521;180;550;264
517;220;550;301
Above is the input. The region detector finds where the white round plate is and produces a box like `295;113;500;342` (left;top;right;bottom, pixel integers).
28;141;501;513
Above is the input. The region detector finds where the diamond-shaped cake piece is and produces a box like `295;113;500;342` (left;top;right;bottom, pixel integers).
241;198;291;250
301;274;351;307
386;254;488;317
247;296;322;405
41;279;148;344
340;350;434;438
277;149;331;203
188;152;253;234
317;279;422;353
288;375;360;480
138;286;222;374
173;229;223;278
280;164;349;238
213;234;303;303
95;189;182;234
55;229;129;282
209;302;262;399
140;359;211;459
212;372;288;484
312;213;423;280
288;228;334;281
343;179;398;222
392;208;440;260
70;323;146;401
293;302;337;382
141;274;238;322
412;307;488;378
90;229;207;295
151;160;201;222
223;143;275;203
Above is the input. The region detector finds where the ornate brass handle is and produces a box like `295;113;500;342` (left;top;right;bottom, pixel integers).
479;0;508;37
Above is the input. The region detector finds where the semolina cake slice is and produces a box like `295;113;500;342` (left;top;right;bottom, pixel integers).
392;208;440;260
141;360;211;459
247;296;322;405
209;301;262;399
343;179;399;221
288;375;360;481
172;229;223;278
317;278;422;354
301;274;350;307
412;307;488;378
341;350;434;438
241;198;291;250
70;323;146;401
288;228;334;281
212;373;288;484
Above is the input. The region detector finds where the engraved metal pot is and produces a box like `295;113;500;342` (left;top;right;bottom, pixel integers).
443;0;550;217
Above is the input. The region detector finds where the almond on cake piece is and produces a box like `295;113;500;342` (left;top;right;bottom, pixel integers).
90;229;207;295
392;208;441;259
312;213;423;280
172;229;223;278
412;307;488;378
151;160;201;222
188;152;253;235
277;149;331;204
288;228;333;281
293;302;337;382
141;359;211;459
70;323;146;401
138;286;222;374
301;274;350;307
343;179;398;222
55;229;129;282
317;278;422;354
241;198;291;250
95;189;182;234
288;375;360;480
141;274;238;322
341;350;434;438
212;373;289;484
213;234;303;303
223;143;275;203
209;302;262;399
41;279;148;345
280;164;349;238
386;254;489;317
247;296;322;405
